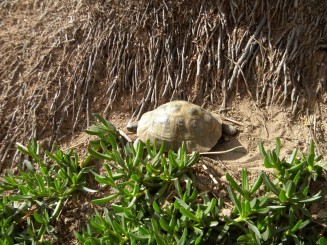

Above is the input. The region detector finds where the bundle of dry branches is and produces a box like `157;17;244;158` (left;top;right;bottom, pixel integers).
0;0;326;170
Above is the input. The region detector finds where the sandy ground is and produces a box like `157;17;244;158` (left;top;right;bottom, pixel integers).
53;98;327;243
62;98;327;172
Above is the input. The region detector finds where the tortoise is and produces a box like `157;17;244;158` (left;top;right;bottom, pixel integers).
127;100;237;152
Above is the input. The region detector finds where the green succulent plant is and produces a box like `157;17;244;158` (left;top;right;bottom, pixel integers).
1;114;325;244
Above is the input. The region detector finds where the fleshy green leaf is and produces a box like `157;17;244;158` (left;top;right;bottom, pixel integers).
177;228;187;245
204;198;217;215
159;217;170;232
318;237;327;245
152;201;161;213
34;211;45;224
298;191;321;203
246;220;261;245
92;194;120;204
275;138;281;156
291;219;310;232
180;207;198;221
262;173;280;196
250;172;263;195
258;141;267;157
227;187;241;214
226;173;246;197
242;169;249;193
88;147;112;160
279;190;287;202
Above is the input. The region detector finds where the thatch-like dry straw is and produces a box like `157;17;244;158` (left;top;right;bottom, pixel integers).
0;0;326;170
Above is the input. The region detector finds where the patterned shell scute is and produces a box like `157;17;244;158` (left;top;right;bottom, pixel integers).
137;101;222;152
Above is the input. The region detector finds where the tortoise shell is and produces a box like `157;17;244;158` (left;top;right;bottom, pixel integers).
137;100;222;152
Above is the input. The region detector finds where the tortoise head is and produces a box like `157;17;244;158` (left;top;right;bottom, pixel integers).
210;112;238;136
126;121;139;133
